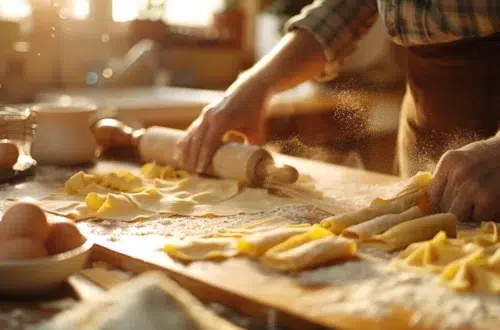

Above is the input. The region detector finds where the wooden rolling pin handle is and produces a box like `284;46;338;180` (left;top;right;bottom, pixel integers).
255;159;299;185
91;118;143;149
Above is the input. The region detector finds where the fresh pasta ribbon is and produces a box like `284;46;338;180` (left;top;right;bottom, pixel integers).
458;222;500;247
265;225;332;256
395;171;432;197
342;205;425;240
366;213;457;252
391;231;470;273
262;235;356;272
321;189;424;234
237;226;311;257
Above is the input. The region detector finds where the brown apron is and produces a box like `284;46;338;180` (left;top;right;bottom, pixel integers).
396;33;500;178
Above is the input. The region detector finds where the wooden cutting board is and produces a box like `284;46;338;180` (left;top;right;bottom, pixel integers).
84;156;494;330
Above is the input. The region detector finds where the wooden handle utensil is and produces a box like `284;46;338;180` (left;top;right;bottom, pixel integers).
92;119;298;186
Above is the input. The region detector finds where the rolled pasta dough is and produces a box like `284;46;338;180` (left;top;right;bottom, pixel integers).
262;236;356;272
366;213;457;251
321;190;424;234
237;226;311;257
342;206;424;240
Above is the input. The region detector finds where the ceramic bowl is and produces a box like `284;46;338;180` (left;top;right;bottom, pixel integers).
0;240;93;295
31;104;99;165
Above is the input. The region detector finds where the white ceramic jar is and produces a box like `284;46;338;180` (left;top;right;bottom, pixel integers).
31;104;99;165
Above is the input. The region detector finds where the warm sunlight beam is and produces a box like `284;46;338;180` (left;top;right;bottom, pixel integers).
0;0;32;20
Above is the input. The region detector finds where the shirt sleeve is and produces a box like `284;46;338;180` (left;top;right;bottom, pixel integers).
285;0;379;81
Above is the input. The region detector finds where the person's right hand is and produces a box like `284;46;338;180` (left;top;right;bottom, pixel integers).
174;74;272;173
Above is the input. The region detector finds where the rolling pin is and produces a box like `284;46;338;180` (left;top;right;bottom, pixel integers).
91;118;299;186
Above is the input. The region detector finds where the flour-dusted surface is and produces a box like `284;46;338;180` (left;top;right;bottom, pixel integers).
1;163;494;329
297;258;500;329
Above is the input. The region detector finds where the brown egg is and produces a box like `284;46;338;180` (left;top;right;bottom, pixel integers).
45;220;86;255
0;202;50;243
0;141;19;168
0;238;48;261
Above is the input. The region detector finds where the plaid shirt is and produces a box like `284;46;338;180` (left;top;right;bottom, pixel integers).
286;0;500;79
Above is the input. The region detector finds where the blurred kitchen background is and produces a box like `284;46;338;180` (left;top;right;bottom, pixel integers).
0;0;408;175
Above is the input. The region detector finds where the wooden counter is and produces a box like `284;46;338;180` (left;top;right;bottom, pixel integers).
0;154;398;330
0;155;497;329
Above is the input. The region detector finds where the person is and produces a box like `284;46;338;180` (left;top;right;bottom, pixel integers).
174;0;500;223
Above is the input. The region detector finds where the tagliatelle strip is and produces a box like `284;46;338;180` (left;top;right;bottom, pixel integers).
365;213;457;252
320;189;424;234
395;171;432;197
237;226;311;258
342;205;425;240
391;231;471;273
437;249;500;294
262;235;356;272
458;222;500;247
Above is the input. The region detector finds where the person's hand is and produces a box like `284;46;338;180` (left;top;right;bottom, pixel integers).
174;74;272;173
428;135;500;222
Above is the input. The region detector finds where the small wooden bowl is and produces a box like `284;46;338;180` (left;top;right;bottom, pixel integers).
0;240;93;295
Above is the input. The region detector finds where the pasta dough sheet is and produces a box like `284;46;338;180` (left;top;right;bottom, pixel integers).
211;216;299;238
342;206;425;240
126;186;296;217
164;237;239;261
34;163;302;221
365;213;457;251
262;235;356;272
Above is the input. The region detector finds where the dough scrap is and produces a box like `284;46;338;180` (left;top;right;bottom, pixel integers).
391;231;471;273
439;249;500;294
140;162;189;180
395;171;432;197
100;170;145;193
387;216;500;294
262;235;356;272
237;225;311;257
366;213;457;251
458;222;500;247
321;189;424;234
164;237;239;262
64;171;110;195
342;205;425;240
87;193;154;222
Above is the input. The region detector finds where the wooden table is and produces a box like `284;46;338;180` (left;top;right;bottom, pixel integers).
0;154;400;329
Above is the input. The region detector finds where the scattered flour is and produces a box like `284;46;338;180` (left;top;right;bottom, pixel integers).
3;164;494;329
297;259;500;329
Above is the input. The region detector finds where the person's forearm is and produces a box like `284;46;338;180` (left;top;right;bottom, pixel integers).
231;30;326;95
